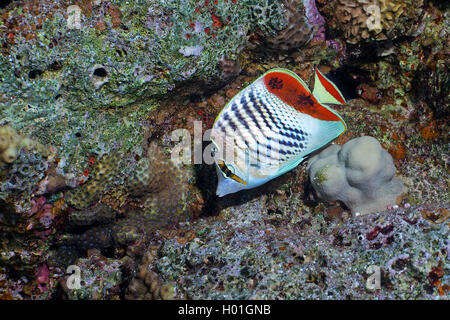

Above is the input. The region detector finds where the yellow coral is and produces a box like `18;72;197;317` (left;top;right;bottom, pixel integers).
320;0;424;44
0;126;21;164
0;125;49;164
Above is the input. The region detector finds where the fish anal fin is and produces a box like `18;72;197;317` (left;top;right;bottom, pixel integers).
308;118;346;154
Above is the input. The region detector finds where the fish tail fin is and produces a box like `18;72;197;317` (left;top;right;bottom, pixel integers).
313;66;347;105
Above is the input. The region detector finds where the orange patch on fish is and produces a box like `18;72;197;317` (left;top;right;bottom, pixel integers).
263;72;341;122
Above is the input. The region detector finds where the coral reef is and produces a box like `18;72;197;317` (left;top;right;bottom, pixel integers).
307;136;406;215
64;152;128;210
0;0;289;187
262;0;314;51
0;149;48;201
0;125;48;165
60;249;122;300
318;0;425;44
0;0;448;302
152;197;449;299
125;248;177;300
0;125;54;221
55;143;190;266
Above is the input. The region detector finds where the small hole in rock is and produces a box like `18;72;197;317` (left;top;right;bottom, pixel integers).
93;67;108;78
75;132;82;138
29;69;43;79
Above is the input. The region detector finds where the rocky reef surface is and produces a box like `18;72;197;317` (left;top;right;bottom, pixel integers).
0;0;448;299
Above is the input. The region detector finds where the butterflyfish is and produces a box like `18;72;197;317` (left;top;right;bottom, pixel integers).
210;67;347;197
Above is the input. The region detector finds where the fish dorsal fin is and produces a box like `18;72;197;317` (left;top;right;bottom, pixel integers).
261;68;343;122
312;66;347;105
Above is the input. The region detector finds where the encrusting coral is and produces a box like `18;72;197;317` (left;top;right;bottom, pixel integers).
56;143;189;266
262;0;314;51
125;249;176;300
0;125;51;202
307;136;406;215
318;0;425;44
60;249;122;300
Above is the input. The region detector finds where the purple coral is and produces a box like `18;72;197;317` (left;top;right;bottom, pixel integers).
303;0;326;41
303;0;325;26
30;196;47;216
36;263;50;293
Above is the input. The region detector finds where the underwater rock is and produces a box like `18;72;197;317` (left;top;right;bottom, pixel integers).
69;203;116;226
318;0;425;44
307;136;406;215
0;0;289;183
154;198;449;299
356;84;382;104
0;149;49;208
60;249;122;300
0;125;53;217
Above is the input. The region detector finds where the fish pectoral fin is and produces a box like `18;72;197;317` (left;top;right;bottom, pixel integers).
313;66;347;105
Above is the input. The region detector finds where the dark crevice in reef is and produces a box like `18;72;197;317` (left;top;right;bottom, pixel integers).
0;1;14;9
28;69;43;79
324;67;363;101
429;0;449;11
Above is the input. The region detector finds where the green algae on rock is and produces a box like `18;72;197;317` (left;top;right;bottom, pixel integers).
0;0;289;209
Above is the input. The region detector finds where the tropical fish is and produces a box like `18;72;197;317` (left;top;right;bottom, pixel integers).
210;67;347;197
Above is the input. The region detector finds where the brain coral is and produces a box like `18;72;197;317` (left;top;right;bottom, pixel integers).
318;0;425;44
307;136;406;215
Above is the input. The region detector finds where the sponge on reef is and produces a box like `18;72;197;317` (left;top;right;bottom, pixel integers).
307;136;406;215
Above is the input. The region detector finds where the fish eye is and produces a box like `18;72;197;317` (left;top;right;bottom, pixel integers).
211;146;218;158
